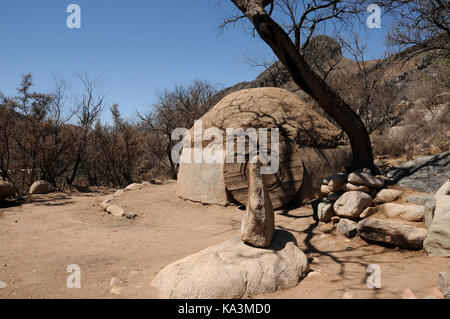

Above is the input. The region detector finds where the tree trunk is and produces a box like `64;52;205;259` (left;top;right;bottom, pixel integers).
231;0;377;172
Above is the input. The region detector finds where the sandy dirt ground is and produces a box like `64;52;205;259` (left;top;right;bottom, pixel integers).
0;181;448;299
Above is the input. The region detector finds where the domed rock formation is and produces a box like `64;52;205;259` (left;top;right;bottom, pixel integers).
176;87;352;209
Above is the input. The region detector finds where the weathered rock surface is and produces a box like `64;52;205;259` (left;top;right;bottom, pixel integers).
360;207;378;219
106;205;125;218
378;203;425;222
0;180;14;201
406;195;436;207
333;191;374;219
374;189;402;204
424;195;450;257
241;159;275;248
151;230;309;299
337;219;358;238
343;183;370;193
386;152;450;193
348;172;385;189
435;179;450;199
124;183;144;191
357;218;428;250
29;180;52;195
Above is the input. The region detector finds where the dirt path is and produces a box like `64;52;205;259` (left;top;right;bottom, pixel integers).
0;182;448;299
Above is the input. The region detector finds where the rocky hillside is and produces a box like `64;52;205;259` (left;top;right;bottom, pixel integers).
213;35;449;108
210;36;449;159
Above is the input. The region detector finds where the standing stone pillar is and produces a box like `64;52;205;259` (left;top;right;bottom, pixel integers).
241;157;275;248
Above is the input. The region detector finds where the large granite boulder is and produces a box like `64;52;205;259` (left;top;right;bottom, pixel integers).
348;171;385;189
177;87;352;208
151;230;309;299
333;191;374;219
29;180;52;195
374;189;402;204
357;218;428;250
386;152;450;193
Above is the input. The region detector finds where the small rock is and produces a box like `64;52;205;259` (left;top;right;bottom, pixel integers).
110;277;123;288
360;207;378;219
374;189;403;204
406;195;436;206
331;216;341;224
107;205;125;218
101;199;112;210
311;257;320;265
110;287;123;295
125;213;138;219
321;185;331;196
327;173;348;192
337;219;358;238
348;172;385;189
402;288;417;299
0;281;6;289
29;180;52;195
319;223;335;234
0;181;15;201
334;191;374;219
343;183;371;193
307;271;322;279
317;202;334;222
344;239;351;244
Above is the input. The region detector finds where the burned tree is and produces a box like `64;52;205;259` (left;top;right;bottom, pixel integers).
224;0;380;172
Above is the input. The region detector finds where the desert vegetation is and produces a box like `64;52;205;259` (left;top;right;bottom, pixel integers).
0;74;219;195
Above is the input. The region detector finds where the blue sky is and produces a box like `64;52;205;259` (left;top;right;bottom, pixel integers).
0;0;389;122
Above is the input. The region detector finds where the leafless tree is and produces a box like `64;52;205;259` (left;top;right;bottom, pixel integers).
66;71;105;185
223;0;379;172
138;80;218;178
381;0;449;50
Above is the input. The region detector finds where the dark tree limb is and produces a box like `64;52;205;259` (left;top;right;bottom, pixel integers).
230;0;377;172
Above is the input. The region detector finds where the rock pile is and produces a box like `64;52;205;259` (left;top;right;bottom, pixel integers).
313;169;433;250
0;180;15;201
29;180;52;195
